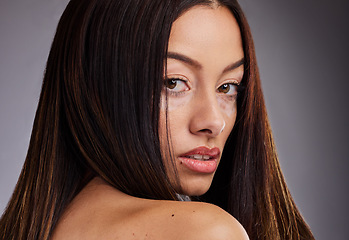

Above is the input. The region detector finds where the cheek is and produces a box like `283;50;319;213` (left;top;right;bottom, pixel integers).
218;97;237;138
160;94;192;112
217;96;236;117
159;94;190;144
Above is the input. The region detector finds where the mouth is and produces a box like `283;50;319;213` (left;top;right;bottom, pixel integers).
178;147;221;173
180;146;221;159
184;154;214;161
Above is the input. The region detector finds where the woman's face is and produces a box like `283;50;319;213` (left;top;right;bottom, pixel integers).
160;5;244;196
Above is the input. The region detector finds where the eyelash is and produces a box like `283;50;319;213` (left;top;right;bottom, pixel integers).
164;77;189;96
216;82;245;100
164;77;244;98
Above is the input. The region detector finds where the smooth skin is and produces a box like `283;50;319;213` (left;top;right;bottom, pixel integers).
52;177;249;240
52;5;248;240
161;4;244;196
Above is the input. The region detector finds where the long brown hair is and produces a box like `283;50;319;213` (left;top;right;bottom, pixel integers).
0;0;314;239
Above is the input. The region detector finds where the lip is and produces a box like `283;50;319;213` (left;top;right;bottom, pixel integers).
178;147;221;173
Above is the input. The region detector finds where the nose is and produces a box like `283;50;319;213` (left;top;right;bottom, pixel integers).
189;95;226;138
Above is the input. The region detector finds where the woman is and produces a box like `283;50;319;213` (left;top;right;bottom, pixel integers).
0;0;314;239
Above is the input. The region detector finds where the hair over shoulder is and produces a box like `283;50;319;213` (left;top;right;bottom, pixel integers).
0;0;314;239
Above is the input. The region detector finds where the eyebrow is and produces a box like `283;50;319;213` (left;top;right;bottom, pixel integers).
222;58;244;74
167;51;244;73
167;52;202;69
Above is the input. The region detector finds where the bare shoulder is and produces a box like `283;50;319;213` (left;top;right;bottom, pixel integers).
52;178;249;240
154;201;250;240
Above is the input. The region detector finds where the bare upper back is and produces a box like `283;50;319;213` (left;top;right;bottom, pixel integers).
51;177;249;240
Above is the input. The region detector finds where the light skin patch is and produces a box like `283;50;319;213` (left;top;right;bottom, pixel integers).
159;5;244;196
161;92;193;112
217;96;236;117
162;92;236;117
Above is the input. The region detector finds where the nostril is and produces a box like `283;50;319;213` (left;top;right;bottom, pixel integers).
198;129;213;134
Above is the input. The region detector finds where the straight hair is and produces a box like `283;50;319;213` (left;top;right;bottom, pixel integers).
0;0;314;239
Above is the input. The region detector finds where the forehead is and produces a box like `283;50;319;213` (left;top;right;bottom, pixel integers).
168;5;244;63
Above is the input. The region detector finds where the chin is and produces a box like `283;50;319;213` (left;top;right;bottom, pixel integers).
179;176;214;196
182;188;209;197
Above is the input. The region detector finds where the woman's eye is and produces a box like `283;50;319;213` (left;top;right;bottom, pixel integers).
164;78;189;93
217;83;238;95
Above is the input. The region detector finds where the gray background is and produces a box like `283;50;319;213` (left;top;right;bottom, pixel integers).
1;0;348;239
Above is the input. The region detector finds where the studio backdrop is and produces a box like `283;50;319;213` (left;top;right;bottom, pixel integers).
1;1;348;239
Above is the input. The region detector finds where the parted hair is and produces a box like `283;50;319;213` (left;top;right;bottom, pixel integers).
0;0;314;239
